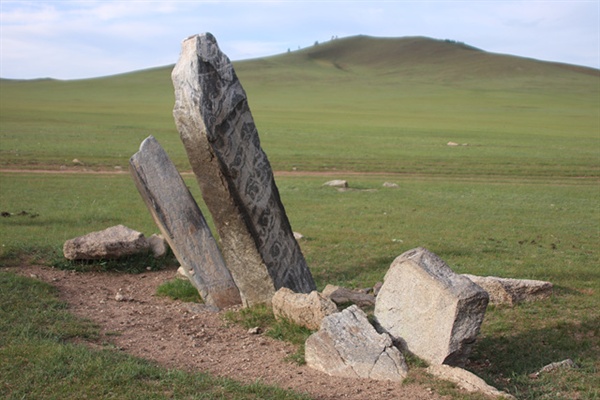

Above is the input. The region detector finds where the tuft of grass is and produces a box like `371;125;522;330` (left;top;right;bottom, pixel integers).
156;278;202;303
0;271;311;400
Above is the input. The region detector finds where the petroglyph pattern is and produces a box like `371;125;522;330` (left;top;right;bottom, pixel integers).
172;33;316;305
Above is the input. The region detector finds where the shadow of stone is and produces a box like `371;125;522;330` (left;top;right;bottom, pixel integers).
468;315;599;396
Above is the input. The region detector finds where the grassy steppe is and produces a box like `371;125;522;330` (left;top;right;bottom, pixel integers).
1;36;599;399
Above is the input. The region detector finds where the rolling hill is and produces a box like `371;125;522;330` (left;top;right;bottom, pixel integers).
0;35;598;177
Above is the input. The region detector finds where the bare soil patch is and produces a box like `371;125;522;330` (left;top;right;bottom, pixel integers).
13;263;447;400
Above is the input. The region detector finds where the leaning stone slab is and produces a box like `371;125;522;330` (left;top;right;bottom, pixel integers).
374;247;489;366
63;224;149;260
129;136;241;309
462;274;553;306
427;364;516;399
271;287;338;330
305;305;408;382
171;33;315;306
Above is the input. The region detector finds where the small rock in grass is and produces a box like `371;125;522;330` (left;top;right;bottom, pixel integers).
323;180;348;188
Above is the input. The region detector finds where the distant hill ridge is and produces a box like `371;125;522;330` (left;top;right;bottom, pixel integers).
261;35;599;79
302;35;482;68
1;34;597;82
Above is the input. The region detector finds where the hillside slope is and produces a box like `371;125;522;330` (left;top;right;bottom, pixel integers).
0;35;598;177
235;35;599;82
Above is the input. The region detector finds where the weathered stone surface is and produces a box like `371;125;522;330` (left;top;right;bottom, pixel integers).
148;234;168;258
129;136;241;309
427;364;516;399
462;274;553;306
272;287;338;330
323;180;348;188
172;33;315;306
530;359;575;379
305;305;408;382
63;225;149;260
374;247;489;366
322;284;376;308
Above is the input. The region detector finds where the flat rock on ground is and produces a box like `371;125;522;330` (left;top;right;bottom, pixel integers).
11;264;448;400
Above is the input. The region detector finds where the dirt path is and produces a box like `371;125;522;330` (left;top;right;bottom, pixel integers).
0;167;396;177
13;264;446;400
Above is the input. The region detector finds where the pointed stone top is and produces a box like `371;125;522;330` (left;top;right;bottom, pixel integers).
172;32;243;142
175;33;235;82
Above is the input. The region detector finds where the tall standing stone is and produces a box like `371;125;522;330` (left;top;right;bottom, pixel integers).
171;33;316;306
129;136;241;309
374;247;489;366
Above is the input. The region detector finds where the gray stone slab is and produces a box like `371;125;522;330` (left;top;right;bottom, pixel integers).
129;135;241;309
305;305;408;382
374;247;489;366
171;33;316;306
63;224;149;260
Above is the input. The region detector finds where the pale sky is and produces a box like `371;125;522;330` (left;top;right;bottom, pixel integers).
1;0;598;80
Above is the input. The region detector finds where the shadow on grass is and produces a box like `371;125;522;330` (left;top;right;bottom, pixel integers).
469;315;599;398
50;251;180;274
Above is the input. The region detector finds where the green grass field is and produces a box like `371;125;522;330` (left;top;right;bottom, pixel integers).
1;36;598;399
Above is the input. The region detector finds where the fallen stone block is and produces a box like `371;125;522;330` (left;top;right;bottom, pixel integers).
322;284;376;308
305;305;408;382
63;224;150;260
462;274;553;306
427;364;516;399
130;136;241;309
374;247;489;366
272;287;338;330
172;33;315;306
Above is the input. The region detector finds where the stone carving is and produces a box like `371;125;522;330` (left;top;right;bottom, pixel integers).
374;247;489;366
63;224;150;260
129;136;241;309
271;287;338;330
305;305;408;382
171;33;315;306
462;274;553;306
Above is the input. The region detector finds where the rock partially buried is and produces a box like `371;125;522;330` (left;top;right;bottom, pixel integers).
271;287;337;330
374;247;489;366
322;284;376;308
427;364;516;399
171;33;316;306
129;136;241;309
323;180;348;188
305;305;408;382
63;225;150;260
462;274;553;306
